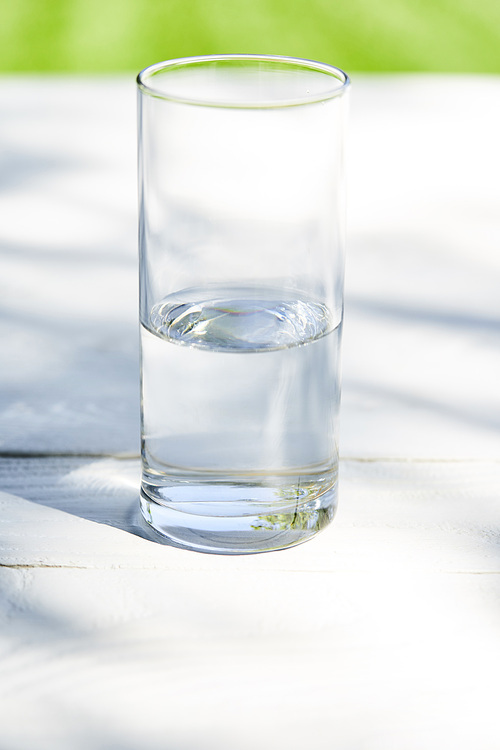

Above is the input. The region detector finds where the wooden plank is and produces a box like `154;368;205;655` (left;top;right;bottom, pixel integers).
0;564;498;750
0;77;499;459
343;76;500;461
0;78;140;456
0;457;499;572
1;458;499;748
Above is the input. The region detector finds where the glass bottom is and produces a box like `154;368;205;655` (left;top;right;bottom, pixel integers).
139;477;337;555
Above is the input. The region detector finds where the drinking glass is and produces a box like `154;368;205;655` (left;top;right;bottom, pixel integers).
137;55;350;553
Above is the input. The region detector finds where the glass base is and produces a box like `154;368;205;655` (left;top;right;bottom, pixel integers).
139;479;337;555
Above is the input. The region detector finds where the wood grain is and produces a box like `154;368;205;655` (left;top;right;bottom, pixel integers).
0;75;499;750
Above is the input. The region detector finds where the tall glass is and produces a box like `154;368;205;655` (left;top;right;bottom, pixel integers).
137;55;349;553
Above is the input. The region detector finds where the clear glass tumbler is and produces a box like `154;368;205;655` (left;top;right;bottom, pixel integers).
137;55;349;554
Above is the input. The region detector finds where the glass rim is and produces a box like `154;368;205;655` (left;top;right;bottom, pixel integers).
137;54;350;109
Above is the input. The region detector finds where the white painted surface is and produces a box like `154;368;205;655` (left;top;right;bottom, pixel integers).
0;76;499;749
0;76;499;457
0;78;139;455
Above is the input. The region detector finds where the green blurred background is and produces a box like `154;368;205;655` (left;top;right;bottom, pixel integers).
1;0;499;72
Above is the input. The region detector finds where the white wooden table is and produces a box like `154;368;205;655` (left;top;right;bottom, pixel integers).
0;75;499;750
